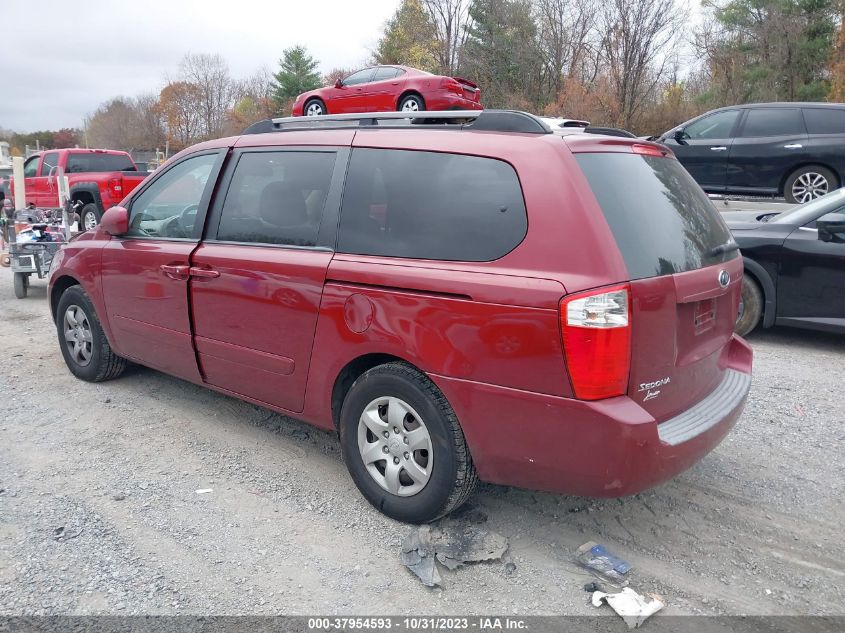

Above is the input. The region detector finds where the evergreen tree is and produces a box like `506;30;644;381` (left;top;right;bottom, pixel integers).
461;0;542;108
272;46;321;113
702;0;838;102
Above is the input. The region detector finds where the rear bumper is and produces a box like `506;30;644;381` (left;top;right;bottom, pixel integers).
426;92;484;111
430;335;752;497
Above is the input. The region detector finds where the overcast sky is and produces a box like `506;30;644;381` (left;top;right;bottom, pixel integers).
0;0;399;132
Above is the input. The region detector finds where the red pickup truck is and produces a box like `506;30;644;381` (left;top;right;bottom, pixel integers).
9;148;147;230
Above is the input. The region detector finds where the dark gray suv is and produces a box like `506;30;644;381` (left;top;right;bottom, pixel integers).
656;102;845;203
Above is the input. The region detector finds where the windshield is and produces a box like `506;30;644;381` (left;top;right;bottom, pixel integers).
770;188;845;225
576;152;737;280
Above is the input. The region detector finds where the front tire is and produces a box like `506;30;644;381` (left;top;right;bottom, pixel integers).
304;99;325;117
80;203;101;231
13;272;28;299
736;275;763;337
399;94;425;113
56;285;126;382
339;362;477;523
784;166;837;204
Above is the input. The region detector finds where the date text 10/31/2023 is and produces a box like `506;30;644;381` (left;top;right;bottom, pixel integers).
307;617;528;630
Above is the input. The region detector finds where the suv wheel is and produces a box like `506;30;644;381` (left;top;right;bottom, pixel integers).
339;362;477;523
784;166;837;204
736;276;763;337
304;99;325;116
56;285;127;382
80;203;101;231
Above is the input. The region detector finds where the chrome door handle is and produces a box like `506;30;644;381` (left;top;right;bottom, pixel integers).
710;146;728;151
160;264;190;280
784;143;803;149
189;266;220;279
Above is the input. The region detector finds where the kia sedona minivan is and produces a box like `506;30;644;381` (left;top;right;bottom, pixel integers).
49;110;753;523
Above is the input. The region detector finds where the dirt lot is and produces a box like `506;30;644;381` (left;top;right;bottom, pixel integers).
1;266;843;617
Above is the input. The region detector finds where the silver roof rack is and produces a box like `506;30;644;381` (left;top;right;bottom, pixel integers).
242;109;553;135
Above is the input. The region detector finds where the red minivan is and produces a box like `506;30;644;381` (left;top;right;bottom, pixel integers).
48;110;752;523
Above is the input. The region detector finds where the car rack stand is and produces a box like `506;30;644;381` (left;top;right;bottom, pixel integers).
242;110;553;136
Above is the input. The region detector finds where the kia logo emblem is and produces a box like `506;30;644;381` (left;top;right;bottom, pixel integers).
718;270;730;288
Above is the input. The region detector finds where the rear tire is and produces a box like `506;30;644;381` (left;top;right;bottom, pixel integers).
13;272;28;299
399;94;425;112
736;275;763;337
56;285;126;382
784;165;837;204
80;203;101;231
339;362;477;523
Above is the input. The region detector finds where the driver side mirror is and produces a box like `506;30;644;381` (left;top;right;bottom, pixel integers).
817;212;845;243
673;128;688;142
100;206;129;236
334;78;344;88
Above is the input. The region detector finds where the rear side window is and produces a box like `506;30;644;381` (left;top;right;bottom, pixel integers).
337;148;527;262
372;67;401;81
739;108;804;137
216;151;335;247
576;153;735;280
803;108;845;135
66;153;136;173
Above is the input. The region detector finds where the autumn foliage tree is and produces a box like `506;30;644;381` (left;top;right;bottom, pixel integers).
158;81;203;150
374;0;440;71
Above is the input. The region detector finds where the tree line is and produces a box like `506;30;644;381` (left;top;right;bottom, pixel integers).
3;0;842;156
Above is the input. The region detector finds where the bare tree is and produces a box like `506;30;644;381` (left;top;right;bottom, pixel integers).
534;0;597;100
133;93;166;150
422;0;472;73
600;0;686;129
178;53;234;139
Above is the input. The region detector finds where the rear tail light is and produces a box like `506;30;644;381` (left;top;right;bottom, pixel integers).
560;284;631;400
440;78;465;95
632;143;673;158
108;177;123;197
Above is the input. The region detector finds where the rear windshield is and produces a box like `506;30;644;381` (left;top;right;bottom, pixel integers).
66;153;136;173
576;153;735;279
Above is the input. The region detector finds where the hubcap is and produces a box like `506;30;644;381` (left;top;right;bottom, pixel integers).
84;211;98;231
306;102;323;116
357;397;433;497
401;99;420;112
63;305;93;367
792;172;829;203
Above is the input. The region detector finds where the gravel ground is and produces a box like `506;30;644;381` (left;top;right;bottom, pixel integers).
1;267;843;617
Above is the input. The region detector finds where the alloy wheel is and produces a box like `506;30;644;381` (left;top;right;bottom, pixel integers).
306;102;324;116
357;396;433;497
792;172;829;203
63;305;93;367
83;211;98;231
401;99;420;112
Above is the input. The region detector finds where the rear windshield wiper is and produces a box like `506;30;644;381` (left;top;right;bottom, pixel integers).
708;241;740;257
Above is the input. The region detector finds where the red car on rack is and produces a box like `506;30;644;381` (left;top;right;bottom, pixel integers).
291;65;482;116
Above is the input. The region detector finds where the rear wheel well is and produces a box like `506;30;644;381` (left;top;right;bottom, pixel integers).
50;275;81;323
72;191;96;207
397;91;424;109
331;353;409;429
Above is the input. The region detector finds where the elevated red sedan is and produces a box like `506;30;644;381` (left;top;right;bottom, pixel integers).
291;65;482;116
